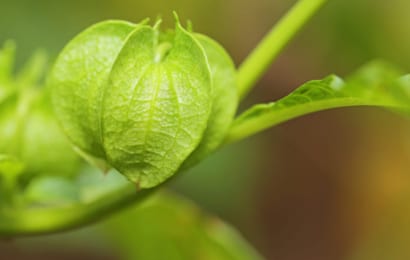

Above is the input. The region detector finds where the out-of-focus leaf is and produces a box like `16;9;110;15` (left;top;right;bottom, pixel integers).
0;93;81;180
21;99;81;178
16;49;48;89
24;176;80;206
227;61;410;142
76;167;128;203
0;41;16;103
0;154;24;177
0;41;15;83
0;94;20;155
0;40;82;185
104;192;263;260
0;154;24;207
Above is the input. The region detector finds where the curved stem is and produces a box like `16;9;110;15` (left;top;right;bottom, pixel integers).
225;92;410;144
237;0;328;100
0;184;159;237
225;99;376;144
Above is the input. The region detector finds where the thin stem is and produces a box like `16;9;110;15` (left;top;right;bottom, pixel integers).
0;184;159;237
237;0;328;100
224;99;400;145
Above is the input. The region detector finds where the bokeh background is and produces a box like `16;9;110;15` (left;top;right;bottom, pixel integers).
1;0;410;259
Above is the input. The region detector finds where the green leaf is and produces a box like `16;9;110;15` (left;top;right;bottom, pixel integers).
0;94;21;156
0;154;24;207
50;20;213;188
401;74;410;86
76;167;128;203
103;192;263;260
0;41;15;83
24;176;80;206
0;154;24;178
226;61;410;143
181;33;238;169
16;49;48;89
0;41;16;103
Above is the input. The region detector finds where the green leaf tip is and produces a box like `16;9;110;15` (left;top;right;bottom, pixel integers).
0;40;16;85
153;17;162;30
140;17;150;25
187;20;193;32
50;18;237;188
172;11;180;25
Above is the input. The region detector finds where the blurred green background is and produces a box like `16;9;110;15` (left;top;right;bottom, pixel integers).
1;0;410;259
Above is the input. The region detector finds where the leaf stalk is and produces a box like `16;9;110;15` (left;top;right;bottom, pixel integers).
237;0;328;100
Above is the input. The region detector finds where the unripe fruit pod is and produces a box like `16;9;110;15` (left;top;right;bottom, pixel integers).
0;42;81;183
50;19;238;188
0;92;80;179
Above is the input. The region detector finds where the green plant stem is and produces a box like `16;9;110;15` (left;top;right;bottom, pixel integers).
0;175;18;208
237;0;328;100
225;100;392;144
0;184;159;236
